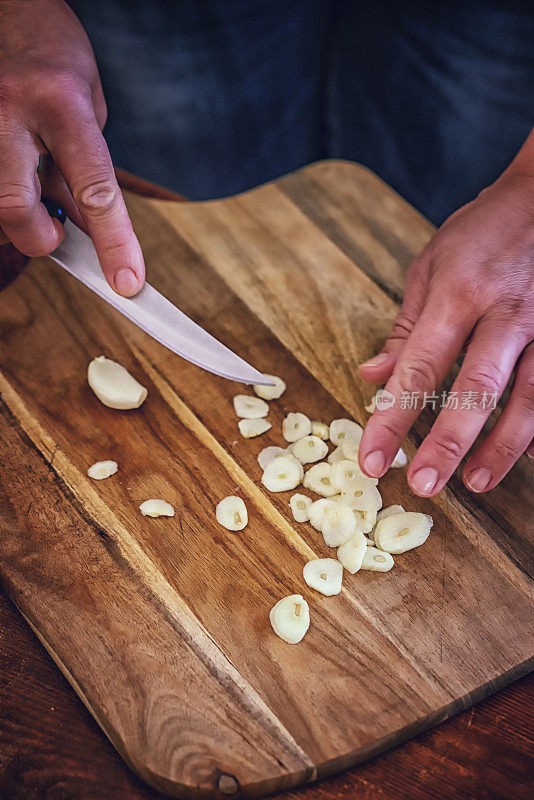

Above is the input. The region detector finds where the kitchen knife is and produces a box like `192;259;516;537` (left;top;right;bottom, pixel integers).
46;208;270;385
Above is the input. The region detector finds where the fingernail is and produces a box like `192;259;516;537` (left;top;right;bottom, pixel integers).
465;466;492;493
411;466;439;496
363;450;386;477
114;268;140;295
359;353;389;369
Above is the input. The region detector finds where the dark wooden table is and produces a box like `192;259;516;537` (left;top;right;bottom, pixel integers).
0;171;532;800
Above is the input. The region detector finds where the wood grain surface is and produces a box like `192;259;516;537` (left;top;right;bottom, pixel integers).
0;161;532;799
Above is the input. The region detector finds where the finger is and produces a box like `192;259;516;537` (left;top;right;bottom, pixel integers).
359;247;432;384
358;294;475;479
462;340;534;491
407;317;530;496
39;156;87;232
42;103;144;296
0;129;65;256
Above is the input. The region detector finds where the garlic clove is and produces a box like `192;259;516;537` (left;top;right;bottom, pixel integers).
139;499;175;517
87;460;118;480
87;356;147;410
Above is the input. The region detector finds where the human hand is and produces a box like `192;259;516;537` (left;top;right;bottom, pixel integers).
0;0;144;296
358;171;534;496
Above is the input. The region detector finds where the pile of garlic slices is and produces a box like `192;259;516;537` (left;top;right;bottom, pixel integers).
221;378;434;645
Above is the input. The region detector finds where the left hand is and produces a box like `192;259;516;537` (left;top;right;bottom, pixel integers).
358;171;534;496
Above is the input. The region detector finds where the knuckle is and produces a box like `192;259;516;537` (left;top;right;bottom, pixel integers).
0;186;35;225
74;176;118;214
391;310;418;341
431;430;466;461
516;372;534;413
492;439;520;461
396;355;438;395
32;70;88;112
462;360;504;396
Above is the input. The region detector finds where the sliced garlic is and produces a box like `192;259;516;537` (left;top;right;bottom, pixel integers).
357;507;378;534
311;421;330;440
303;462;338;496
322;502;357;546
215;496;248;531
233;394;269;419
282;412;312;442
269;594;310;644
392;447;408;468
292;435;329;464
329;418;363;447
289;493;312;522
376;504;405;523
87;356;147;410
364;536;374;545
327;446;345;464
374;512;433;553
262;454;303;492
308;498;338;531
139;499;175;517
337;531;367;573
361;546;394;572
365;395;377;413
238;418;272;438
340;439;360;462
330;459;373;493
87;460;118;480
338;480;382;514
303;558;343;596
253;374;286;400
257;446;287;470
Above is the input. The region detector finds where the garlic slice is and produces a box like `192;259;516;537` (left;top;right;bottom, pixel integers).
269;594;310;644
262;454;303;492
289;493;312;522
338;480;382;514
139;499;175;517
337;531;367;573
340;439;360;462
391;447;408;468
303;558;343;596
361;547;394;572
311;421;330;440
87;460;118;480
87;356;147;410
322;502;357;546
215;496;248;531
308;498;338;531
329;418;363;447
376;504;405;523
292;435;329;464
257;446;287;470
303;462;338;496
374;512;433;553
233;394;269;419
282;412;312;442
238;418;272;438
253;374;286;400
357;507;378;534
330;459;372;493
327;446;345;464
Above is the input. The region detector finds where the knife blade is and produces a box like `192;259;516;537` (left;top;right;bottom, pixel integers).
48;218;270;385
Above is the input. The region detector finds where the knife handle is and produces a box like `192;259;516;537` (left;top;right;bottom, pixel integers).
42;197;67;225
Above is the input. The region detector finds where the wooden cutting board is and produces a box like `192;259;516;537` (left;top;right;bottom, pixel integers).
0;161;532;799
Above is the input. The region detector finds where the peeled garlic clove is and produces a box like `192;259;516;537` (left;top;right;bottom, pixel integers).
374;512;433;553
303;558;343;596
322;502;357;546
139;499;175;517
292;435;329;464
87;460;118;480
269;594;310;644
361;546;394;572
262;454;303;492
87;356;147;410
289;493;312;522
257;446;287;470
303;462;338;496
233;394;269;419
329;418;363;447
216;495;248;530
376;504;405;523
253;374;286;400
337;531;367;573
311;421;330;440
308;498;338;531
282;412;312;442
391;447;408;468
238;418;272;438
327;446;345;464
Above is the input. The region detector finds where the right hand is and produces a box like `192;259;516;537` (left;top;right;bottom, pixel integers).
0;0;145;296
